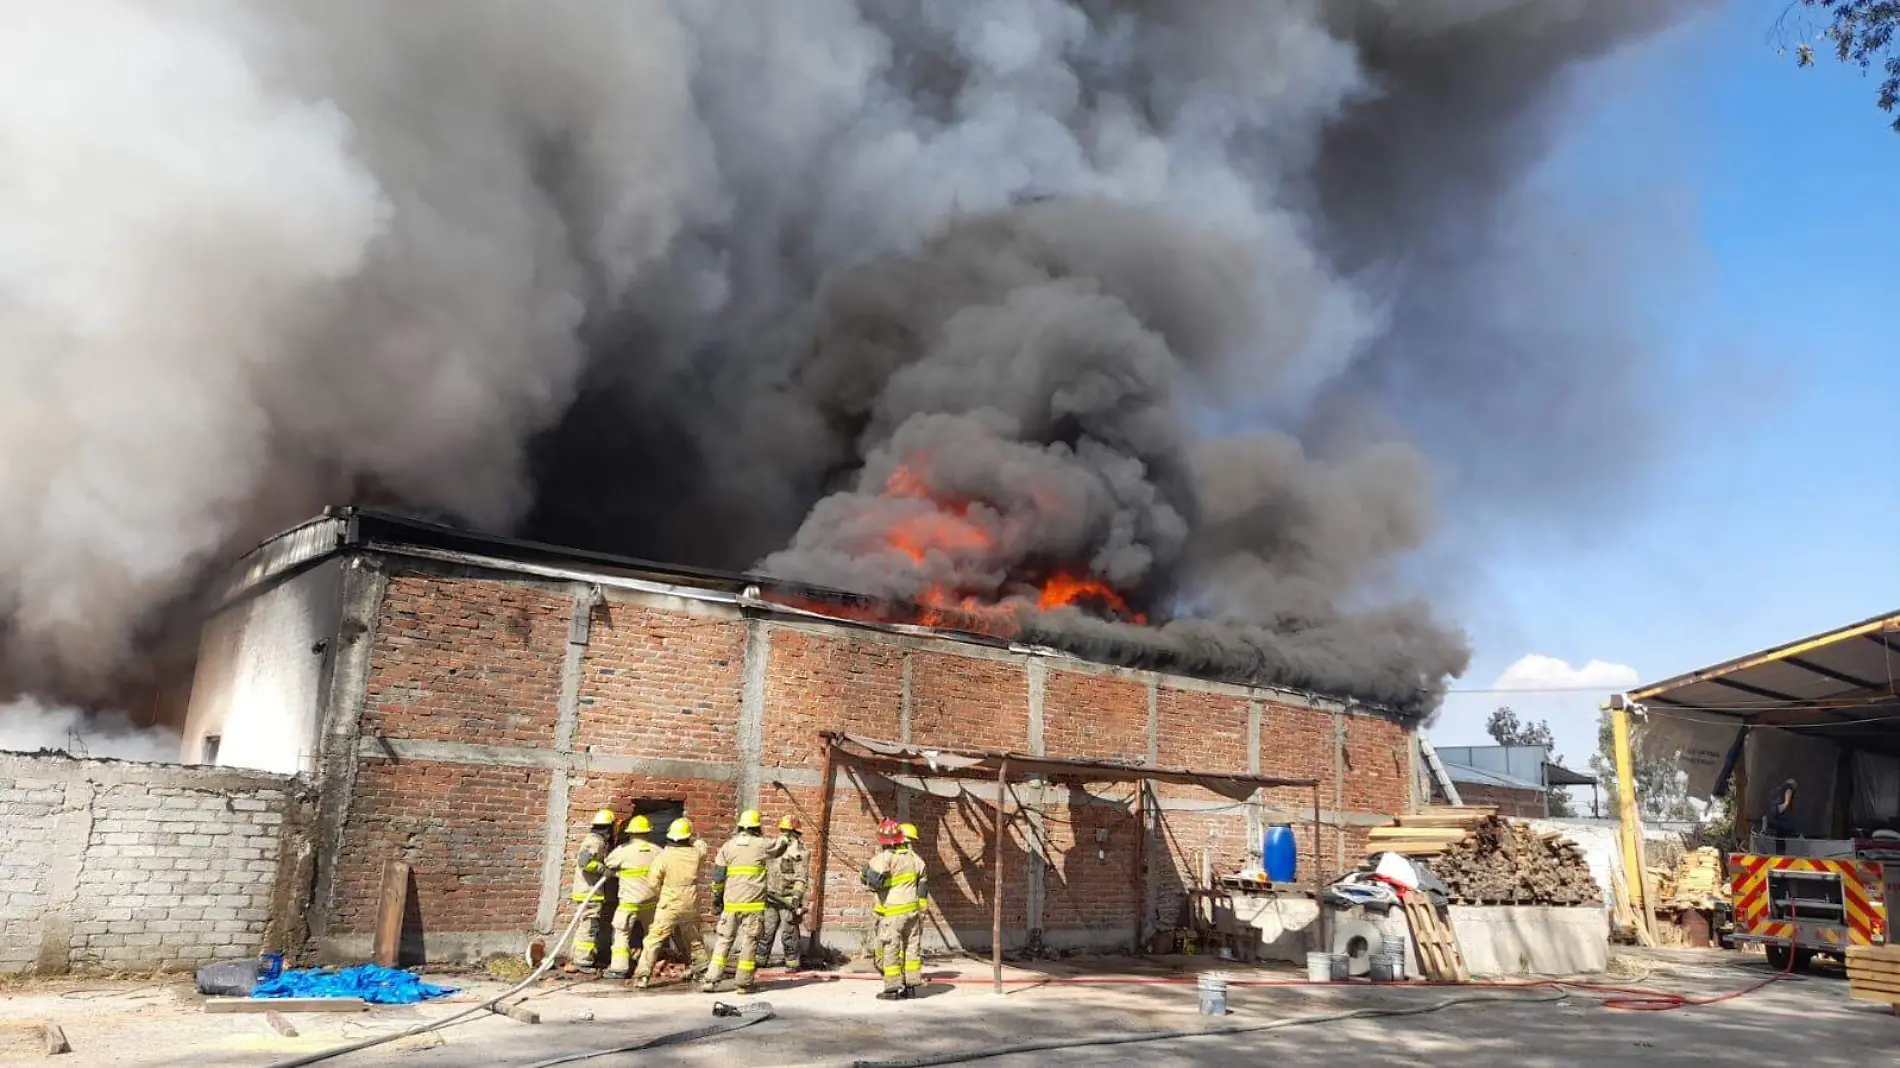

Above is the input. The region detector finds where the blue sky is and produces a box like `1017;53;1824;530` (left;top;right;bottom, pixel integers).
1432;2;1900;774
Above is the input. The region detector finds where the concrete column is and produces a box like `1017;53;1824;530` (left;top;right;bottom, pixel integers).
536;585;598;933
1246;700;1263;862
307;558;388;940
36;775;93;974
1024;660;1048;943
737;620;772;812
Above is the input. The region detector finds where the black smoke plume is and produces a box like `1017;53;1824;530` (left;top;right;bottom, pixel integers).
0;0;1709;720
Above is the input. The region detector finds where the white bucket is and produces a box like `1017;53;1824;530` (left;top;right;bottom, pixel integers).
1369;953;1403;983
1197;973;1229;1015
1306;951;1333;983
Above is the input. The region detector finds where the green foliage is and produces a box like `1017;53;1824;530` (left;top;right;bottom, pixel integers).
1485;707;1575;817
1591;709;1701;822
1790;1;1900;130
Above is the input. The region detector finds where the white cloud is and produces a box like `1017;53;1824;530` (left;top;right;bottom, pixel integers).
1434;654;1640;813
1493;654;1639;693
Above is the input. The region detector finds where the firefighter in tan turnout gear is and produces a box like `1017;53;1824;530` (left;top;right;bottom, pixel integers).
601;814;662;980
755;814;810;970
863;818;929;999
630;818;709;990
702;809;791;993
567;808;618;971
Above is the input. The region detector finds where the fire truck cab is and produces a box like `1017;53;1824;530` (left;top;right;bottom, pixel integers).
1625;612;1900;972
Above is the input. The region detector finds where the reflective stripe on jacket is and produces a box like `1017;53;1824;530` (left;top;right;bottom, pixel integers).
864;845;927;916
570;829;612;901
604;839;662;908
712;833;789;912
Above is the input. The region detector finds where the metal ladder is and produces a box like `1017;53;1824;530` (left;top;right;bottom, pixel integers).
1417;736;1462;806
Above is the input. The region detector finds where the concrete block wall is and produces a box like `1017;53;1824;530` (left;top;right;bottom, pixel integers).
0;753;312;974
310;564;1419;963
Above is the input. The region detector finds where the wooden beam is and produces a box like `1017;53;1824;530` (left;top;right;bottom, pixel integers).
373;859;410;969
204;998;366;1014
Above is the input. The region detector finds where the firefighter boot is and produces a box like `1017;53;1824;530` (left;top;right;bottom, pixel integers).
603;950;631;980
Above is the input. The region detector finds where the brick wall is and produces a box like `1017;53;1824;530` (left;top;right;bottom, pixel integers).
0;753;311;975
316;565;1417;962
1447;782;1547;819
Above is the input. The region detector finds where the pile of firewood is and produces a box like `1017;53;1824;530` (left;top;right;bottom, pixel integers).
1365;806;1603;907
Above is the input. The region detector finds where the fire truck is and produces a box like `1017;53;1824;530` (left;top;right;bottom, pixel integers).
1625;612;1900;971
1726;833;1897;969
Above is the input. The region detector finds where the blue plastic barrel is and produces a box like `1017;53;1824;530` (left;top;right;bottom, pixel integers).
1263;823;1298;883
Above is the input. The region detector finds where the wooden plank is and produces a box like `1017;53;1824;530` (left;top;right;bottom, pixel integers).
1847;975;1900;993
1848;946;1900;964
264;1011;299;1038
1845;959;1900;977
373;858;411;969
204;998;367;1014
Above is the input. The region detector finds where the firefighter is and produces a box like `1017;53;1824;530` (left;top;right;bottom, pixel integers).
863;817;929;1000
602;814;662;980
631;818;709;990
861;823;897;966
755;814;810;971
702;809;791;993
567;808;618;971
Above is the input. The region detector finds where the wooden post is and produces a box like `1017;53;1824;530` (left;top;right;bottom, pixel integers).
806;738;840;959
373;859;410;968
1610;701;1650;938
993;758;1009;995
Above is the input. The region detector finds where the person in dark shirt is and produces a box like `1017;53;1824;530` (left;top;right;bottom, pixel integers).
1762;778;1799;838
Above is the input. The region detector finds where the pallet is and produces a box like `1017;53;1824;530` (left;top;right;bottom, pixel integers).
1400;890;1468;982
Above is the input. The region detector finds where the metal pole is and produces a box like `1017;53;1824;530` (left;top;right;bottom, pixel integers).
806;739;840;959
993;758;1009;995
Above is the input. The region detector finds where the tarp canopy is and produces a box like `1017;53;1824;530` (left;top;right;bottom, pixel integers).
827;732;1317;802
1630;610;1900;809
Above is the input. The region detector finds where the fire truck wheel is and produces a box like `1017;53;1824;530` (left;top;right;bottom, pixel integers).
1765;944;1813;973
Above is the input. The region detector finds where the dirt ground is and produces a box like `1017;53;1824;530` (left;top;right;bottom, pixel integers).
3;948;1895;1067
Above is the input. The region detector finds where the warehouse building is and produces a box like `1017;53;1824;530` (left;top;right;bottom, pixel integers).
101;508;1421;965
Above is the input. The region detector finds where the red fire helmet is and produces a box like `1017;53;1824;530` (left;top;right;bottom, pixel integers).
876;818;903;846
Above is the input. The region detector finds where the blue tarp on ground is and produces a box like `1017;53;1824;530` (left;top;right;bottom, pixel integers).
253;965;457;1004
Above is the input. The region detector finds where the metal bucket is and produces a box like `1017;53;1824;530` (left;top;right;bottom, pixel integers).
1381;935;1406;961
1369;953;1403;983
1198;973;1229;1015
1306;951;1334;982
1330;952;1349;982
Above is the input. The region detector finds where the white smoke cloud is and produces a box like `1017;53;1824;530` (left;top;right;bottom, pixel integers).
0;697;182;764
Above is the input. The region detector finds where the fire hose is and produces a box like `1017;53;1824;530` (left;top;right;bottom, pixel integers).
261;870;615;1068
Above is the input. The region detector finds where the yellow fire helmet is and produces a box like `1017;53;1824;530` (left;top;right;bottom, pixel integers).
667;817;695;842
591;808;617;827
778;814;801;832
899;822;919;842
625;814;653;835
737;809;763;829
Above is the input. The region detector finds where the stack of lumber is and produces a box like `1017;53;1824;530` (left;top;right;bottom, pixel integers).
1847;945;1900;1011
1365;806;1602;906
1663;847;1726;909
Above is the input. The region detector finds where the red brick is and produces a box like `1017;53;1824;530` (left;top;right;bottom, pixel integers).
361;577;567;747
909;653;1026;752
576;602;745;763
760;629;904;769
1043;670;1146;763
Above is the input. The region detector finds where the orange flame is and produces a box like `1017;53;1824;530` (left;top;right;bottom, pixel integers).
1036;570;1145;623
